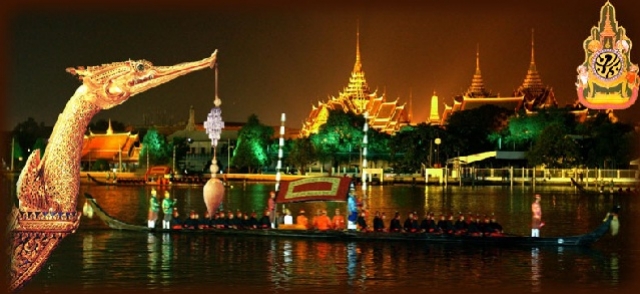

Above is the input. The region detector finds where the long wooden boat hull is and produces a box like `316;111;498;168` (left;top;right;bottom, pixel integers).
83;193;613;247
86;173;205;187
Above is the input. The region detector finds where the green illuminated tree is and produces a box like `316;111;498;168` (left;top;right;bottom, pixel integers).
310;110;364;174
446;105;510;155
576;112;635;168
233;114;273;173
526;124;580;168
286;137;317;174
389;123;439;173
139;128;171;167
32;138;47;157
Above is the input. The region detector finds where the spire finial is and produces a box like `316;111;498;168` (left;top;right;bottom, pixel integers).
107;118;113;135
531;28;535;64
354;19;362;73
475;43;480;74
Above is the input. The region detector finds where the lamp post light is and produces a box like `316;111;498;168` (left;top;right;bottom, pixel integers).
227;138;234;175
434;137;441;167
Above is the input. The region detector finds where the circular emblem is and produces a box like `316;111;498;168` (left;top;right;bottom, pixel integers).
591;49;624;81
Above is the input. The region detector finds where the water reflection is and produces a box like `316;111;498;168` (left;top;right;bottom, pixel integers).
147;233;159;284
531;247;541;293
16;183;638;292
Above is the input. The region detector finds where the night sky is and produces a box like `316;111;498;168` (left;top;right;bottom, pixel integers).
5;0;640;131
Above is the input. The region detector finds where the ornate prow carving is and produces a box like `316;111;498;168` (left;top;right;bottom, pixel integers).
8;50;218;292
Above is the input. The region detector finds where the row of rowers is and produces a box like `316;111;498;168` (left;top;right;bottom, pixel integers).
172;209;505;236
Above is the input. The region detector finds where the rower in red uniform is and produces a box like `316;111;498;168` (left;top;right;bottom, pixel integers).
531;194;543;237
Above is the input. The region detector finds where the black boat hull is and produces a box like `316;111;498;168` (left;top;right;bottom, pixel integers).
83;193;612;247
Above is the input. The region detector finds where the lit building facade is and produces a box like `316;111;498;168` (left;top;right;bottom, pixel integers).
300;29;409;137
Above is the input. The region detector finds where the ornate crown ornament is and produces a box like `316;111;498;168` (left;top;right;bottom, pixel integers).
9;209;82;292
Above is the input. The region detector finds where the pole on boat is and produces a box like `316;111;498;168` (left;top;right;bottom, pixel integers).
274;113;286;229
361;112;368;203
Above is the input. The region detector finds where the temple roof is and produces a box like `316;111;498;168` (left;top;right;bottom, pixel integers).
513;29;558;111
81;131;139;162
300;26;408;137
464;45;494;98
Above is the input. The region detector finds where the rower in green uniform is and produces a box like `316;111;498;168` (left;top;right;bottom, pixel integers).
148;188;160;229
162;191;177;229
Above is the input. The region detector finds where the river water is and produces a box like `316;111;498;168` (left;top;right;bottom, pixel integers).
6;179;640;293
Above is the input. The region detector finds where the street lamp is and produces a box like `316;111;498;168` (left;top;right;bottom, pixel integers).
227;138;234;174
434;137;441;167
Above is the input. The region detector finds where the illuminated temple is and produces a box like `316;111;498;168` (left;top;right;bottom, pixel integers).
299;29;409;137
439;46;524;125
80;119;141;170
438;33;561;125
514;30;559;113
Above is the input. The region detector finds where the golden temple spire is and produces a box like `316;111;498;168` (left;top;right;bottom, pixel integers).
106;119;113;135
522;29;543;94
531;28;535;65
475;43;481;75
467;43;488;97
429;91;440;124
354;20;362;73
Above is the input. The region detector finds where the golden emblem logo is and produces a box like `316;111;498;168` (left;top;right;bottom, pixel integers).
576;2;637;110
593;50;622;81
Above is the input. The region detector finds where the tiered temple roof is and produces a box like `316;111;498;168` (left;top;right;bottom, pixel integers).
299;28;409;137
81;119;141;163
513;29;558;111
439;46;523;124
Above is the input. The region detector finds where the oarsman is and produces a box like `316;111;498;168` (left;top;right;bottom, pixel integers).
227;211;237;229
249;211;259;229
356;210;369;232
454;213;467;235
466;214;481;237
404;212;415;232
313;210;332;231
487;214;504;236
331;208;346;230
161;191;177;230
259;210;272;229
436;214;448;234
296;210;309;229
235;210;245;229
283;209;294;225
373;211;385;232
411;212;421;232
389;212;403;232
170;209;183;229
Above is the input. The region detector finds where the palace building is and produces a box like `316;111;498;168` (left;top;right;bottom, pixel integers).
439;46;524;125
299;28;410;137
437;32;565;125
515;30;559;113
80;119;141;171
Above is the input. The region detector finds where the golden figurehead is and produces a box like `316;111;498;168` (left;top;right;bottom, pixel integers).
8;51;218;292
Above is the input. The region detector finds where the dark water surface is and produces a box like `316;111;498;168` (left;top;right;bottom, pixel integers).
9;181;640;293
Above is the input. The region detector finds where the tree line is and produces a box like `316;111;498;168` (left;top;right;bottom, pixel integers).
6;106;639;174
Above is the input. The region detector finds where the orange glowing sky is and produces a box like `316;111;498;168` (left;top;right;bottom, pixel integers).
6;0;640;130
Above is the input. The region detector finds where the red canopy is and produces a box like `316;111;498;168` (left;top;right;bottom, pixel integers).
276;176;352;203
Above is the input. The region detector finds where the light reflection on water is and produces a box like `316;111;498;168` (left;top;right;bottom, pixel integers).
11;182;640;292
